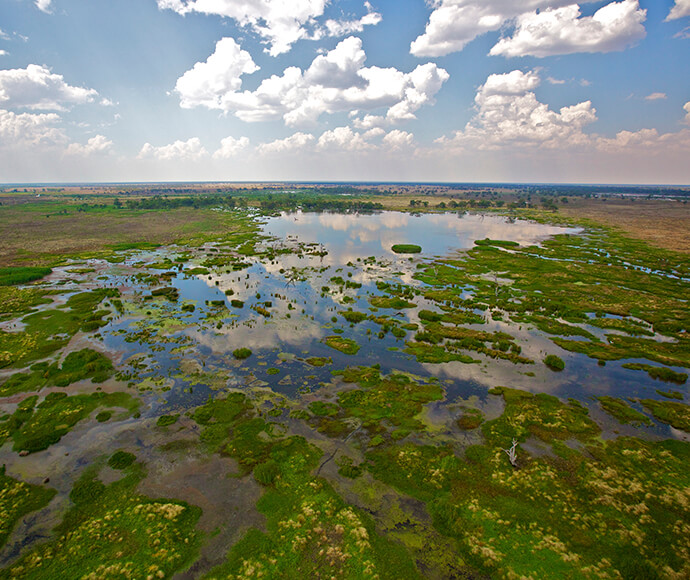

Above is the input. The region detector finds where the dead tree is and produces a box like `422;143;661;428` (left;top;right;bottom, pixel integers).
503;438;519;468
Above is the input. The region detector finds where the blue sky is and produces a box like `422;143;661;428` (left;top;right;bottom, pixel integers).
0;0;688;183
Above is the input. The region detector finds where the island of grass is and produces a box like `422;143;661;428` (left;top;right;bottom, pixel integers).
323;336;360;355
391;244;421;254
233;347;252;360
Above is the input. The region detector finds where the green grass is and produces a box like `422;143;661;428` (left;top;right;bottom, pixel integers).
598;396;652;426
0;467;56;549
3;461;201;579
324;336;360;355
0;266;52;286
640;399;690;432
0;391;139;454
622;363;687;384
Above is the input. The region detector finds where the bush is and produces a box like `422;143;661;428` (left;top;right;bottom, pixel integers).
108;451;136;470
544;354;565;371
233;348;252;360
254;460;280;485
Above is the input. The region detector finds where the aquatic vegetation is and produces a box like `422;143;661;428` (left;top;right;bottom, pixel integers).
156;414;180;427
1;289;118;369
598;396;652;426
233;347;252;360
204;433;419;580
391;244;422;254
544;354;565;371
324;336;360;355
484;387;600;445
107;450;136;470
13;348;115;392
0;391;139;454
640;399;690;432
622;363;687;384
305;357;332;367
369;295;416;309
457;408;484;430
3;461;201;579
0;467;56;549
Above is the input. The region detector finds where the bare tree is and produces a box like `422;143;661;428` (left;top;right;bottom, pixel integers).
503;438;519;468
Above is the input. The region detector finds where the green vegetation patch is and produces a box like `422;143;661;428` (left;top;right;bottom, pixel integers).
0;466;56;549
0;266;52;286
598;396;652;426
341;310;367;324
204;433;419;580
544;354;565;371
369;295;416;310
1;289;118;369
484;387;600;445
108;451;136;470
367;436;690;579
4;461;201;579
0;391;139;454
0;348;114;397
305;357;332;367
156;414;180;427
391;244;422;254
622;363;687;384
233;347;252;360
457;408;484;430
640;399;690;432
324;336;360;355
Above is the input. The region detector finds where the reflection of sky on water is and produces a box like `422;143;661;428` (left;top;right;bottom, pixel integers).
263;211;581;262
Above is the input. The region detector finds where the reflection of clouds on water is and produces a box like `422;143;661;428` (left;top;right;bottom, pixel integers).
188;316;325;353
264;211;580;264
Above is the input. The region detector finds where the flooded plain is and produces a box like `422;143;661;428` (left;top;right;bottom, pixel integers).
1;209;688;579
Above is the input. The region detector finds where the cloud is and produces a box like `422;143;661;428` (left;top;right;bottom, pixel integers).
0;108;66;147
667;0;690;20
318;2;383;38
595;127;690;152
382;129;414;149
213;135;249;159
158;0;328;56
256;132;315;155
490;1;646;58
65;135;113;156
411;0;578;57
0;64;99;110
176;36;449;128
138;137;208;161
35;0;52;13
546;77;566;85
685;102;690;123
437;70;597;150
317;126;373;151
176;38;259;111
644;92;667;101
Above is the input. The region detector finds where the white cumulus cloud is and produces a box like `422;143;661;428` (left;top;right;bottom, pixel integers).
175;36;449;128
213;135;250;159
437;69;597;150
667;0;690;20
176;38;259;110
383;129;414;149
644;92;667;101
0;108;65;147
257;132;315;155
317;126;373;150
66;135;113;156
139;137;208;161
158;0;328;56
490;0;647;58
411;0;579;57
684;101;690;123
0;64;99;110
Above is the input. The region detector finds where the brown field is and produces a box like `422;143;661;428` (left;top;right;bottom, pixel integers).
559;198;690;253
0;202;246;266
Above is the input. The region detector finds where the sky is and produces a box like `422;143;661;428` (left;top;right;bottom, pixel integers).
0;0;689;184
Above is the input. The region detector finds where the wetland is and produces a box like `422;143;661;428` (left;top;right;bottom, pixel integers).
0;186;689;579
